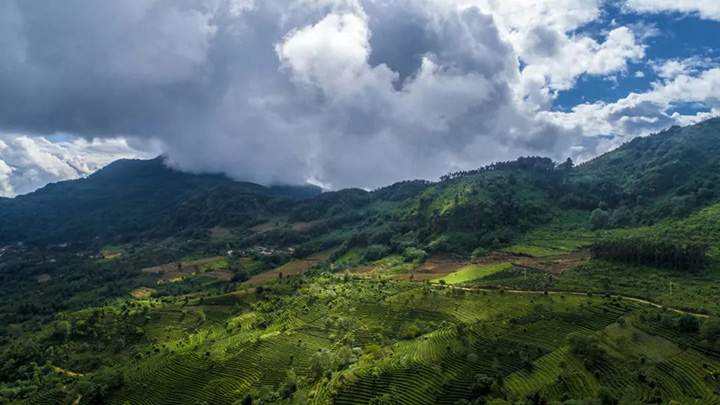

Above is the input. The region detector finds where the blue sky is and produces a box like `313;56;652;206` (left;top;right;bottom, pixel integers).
556;2;720;111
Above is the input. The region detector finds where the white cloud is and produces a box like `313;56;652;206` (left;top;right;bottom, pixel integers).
0;135;151;197
625;0;720;21
446;1;646;110
540;68;720;158
652;57;719;80
277;13;395;98
0;0;713;191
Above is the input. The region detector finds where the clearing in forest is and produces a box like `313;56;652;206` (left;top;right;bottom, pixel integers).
511;250;590;275
130;287;156;299
244;250;333;285
142;256;228;284
433;262;513;284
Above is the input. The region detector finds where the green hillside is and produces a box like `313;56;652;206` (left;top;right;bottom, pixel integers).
2;118;720;404
0;157;321;245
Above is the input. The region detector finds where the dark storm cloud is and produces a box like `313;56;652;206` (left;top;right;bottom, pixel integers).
0;0;581;189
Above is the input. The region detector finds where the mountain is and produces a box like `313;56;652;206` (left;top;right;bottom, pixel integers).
1;118;719;253
0;157;321;245
3;118;720;405
570;117;720;220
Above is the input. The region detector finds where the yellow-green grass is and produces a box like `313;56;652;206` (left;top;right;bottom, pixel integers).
433;262;512;285
198;257;229;272
502;244;565;258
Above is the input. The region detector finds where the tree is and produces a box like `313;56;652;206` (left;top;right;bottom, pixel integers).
231;270;249;283
469;374;494;398
609;206;632;228
51;320;72;341
558;157;574;171
678;315;700;333
590;208;610;230
701;318;720;343
568;334;606;370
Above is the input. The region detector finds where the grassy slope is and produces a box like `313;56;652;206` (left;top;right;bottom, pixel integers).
434;262;513;285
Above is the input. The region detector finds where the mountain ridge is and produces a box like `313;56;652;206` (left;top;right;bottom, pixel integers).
1;118;719;251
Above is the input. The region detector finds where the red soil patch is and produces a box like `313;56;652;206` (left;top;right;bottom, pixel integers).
475;251;524;264
512;251;589;275
390;250;587;283
395;256;467;281
130;287;156;299
142;256;226;284
245;250;333;286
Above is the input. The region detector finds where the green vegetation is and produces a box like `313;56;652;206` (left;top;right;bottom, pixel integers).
591;237;709;271
434;262;512;285
2;118;720;403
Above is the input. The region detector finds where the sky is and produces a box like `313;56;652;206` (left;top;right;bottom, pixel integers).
0;0;718;196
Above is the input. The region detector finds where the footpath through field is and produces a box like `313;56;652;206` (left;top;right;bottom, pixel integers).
437;284;711;319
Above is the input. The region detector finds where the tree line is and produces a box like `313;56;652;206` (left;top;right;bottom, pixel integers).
590;237;709;272
440;156;568;182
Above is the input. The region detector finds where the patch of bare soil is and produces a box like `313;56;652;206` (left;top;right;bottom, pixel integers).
142;256;226;284
205;269;234;281
511;251;589;275
393;250;588;283
349;265;375;275
475;251;525;264
395;255;467;281
130;287;156;299
245;250;333;286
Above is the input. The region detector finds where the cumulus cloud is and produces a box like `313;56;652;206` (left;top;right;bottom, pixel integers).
652;57;719;80
0;0;703;191
541;68;720;158
625;0;720;21
0;135;150;197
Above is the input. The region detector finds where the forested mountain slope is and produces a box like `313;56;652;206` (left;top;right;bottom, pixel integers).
2;118;720;405
1;118;719;256
570;117;720;222
0;157;321;245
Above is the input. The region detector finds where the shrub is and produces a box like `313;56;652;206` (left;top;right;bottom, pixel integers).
677;315;700;333
402;247;428;263
471;247;489;260
469;374;494;398
399;322;423;339
701;318;720;343
568;334;606;370
590;208;610;230
362;245;390;262
231;270;249;283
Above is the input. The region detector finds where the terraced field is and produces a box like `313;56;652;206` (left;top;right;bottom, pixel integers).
26;270;720;405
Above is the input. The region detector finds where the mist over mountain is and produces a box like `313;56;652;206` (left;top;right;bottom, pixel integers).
3;2;720;403
2;0;718;192
2;118;718;249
